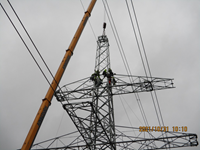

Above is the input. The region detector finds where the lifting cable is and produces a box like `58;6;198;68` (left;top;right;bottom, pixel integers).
102;0;150;129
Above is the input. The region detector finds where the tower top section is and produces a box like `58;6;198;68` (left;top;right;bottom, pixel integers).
95;26;110;73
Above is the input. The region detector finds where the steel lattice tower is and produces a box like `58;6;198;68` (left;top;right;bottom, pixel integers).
32;25;198;150
91;32;116;149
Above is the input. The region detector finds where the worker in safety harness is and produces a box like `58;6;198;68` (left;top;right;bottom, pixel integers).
90;70;102;87
102;68;116;85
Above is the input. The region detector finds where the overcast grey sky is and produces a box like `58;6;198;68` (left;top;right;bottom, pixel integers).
0;0;199;149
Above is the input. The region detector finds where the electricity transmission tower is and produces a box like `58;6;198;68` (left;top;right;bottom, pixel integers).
31;25;198;150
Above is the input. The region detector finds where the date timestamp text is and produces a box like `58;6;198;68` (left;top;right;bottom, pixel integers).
139;126;188;132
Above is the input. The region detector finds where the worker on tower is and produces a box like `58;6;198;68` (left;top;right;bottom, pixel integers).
102;68;116;85
108;68;114;76
103;69;107;77
112;76;116;85
90;70;102;87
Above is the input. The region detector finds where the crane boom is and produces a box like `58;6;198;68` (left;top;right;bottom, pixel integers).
21;1;97;149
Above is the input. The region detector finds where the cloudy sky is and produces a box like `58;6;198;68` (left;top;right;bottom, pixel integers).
0;0;199;149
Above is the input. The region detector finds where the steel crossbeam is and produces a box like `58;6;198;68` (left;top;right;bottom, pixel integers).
55;75;174;102
31;128;198;150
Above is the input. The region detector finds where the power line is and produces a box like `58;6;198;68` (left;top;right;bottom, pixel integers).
125;0;148;78
2;1;67;114
130;0;166;128
126;1;170;148
7;0;64;93
103;0;149;127
130;0;165;126
125;0;163;128
80;0;97;42
123;97;143;125
102;0;150;127
104;0;132;78
119;95;136;136
125;0;163;127
6;1;71;107
0;3;54;92
102;0;129;76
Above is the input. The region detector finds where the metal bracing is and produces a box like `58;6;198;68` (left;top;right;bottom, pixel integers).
95;35;110;73
31;33;198;150
55;34;117;150
91;34;116;149
31;126;198;150
55;74;174;102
